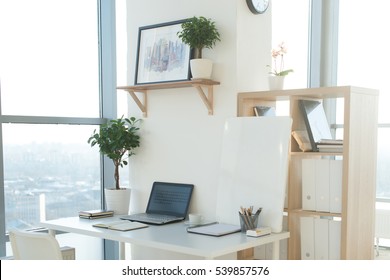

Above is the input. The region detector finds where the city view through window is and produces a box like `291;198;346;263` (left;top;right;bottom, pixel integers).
3;125;102;231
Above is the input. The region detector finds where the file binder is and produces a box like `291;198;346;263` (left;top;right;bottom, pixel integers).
314;218;329;260
300;217;314;260
302;159;316;211
315;159;330;212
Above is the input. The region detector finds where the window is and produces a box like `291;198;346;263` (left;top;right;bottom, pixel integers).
338;0;390;199
0;1;99;117
0;0;117;258
272;0;310;90
271;0;310;115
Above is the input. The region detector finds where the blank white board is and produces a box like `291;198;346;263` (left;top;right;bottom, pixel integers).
216;117;292;233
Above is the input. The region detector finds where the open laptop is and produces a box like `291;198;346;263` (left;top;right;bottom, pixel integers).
120;181;194;225
298;99;343;151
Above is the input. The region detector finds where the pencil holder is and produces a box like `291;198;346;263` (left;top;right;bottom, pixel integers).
239;213;259;232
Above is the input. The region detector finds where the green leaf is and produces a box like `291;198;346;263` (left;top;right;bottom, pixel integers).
278;69;294;76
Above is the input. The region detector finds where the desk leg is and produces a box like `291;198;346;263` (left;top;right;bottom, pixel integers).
272;241;280;260
237;248;254;260
119;242;125;260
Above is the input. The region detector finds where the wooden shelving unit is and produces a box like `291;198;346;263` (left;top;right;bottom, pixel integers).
117;79;220;117
237;86;379;259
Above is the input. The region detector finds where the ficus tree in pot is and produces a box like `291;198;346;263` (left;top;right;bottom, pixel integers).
88;116;141;190
177;16;221;79
177;16;221;59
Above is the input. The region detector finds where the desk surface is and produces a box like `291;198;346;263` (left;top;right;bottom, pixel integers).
40;216;289;259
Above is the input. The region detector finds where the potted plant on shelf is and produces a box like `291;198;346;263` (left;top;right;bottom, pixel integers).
267;42;293;90
88;116;141;215
177;16;221;79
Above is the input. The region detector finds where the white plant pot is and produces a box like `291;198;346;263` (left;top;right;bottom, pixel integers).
104;188;131;215
268;75;285;90
190;58;213;79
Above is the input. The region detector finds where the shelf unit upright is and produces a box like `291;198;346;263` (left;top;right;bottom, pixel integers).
237;86;379;259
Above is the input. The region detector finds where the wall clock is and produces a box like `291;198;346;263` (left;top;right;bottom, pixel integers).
246;0;270;14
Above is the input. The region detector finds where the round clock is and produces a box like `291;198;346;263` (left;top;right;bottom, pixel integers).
246;0;270;14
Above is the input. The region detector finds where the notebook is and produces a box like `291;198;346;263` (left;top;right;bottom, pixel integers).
93;220;148;231
120;181;194;225
186;222;241;237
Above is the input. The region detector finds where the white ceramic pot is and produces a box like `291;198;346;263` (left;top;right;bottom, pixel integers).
268;75;285;90
190;58;213;79
104;188;131;215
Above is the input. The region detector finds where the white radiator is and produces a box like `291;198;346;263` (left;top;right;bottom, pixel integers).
375;209;390;255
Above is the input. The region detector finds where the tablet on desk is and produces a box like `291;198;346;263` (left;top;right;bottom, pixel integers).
186;222;241;237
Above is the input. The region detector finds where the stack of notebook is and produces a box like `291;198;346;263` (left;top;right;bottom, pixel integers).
79;209;114;219
317;139;343;153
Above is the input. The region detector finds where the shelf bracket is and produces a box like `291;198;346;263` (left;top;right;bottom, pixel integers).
193;84;213;115
118;79;219;117
127;90;147;117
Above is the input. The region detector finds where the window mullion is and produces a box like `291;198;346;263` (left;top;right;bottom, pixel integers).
309;0;339;138
98;0;118;260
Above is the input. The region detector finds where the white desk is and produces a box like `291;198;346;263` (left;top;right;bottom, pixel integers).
40;216;289;260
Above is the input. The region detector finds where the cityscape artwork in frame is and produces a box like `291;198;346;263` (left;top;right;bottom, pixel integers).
135;19;191;85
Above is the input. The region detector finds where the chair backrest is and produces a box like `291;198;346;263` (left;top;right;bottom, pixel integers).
9;229;63;260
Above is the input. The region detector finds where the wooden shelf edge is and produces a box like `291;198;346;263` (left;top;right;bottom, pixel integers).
117;79;220;117
290;151;344;156
117;79;220;91
288;209;342;218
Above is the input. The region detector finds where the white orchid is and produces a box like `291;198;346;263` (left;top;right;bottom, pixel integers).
267;42;293;76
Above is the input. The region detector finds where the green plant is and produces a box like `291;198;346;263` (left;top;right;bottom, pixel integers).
88;116;141;190
177;16;221;59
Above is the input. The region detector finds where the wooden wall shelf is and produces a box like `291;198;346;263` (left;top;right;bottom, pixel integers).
117;79;220;117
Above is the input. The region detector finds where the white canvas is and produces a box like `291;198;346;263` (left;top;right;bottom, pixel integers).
216;117;292;233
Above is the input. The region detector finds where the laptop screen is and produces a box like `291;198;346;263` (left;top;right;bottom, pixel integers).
146;182;194;217
299;99;332;150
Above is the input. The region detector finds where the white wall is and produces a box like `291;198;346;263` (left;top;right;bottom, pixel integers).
124;0;271;259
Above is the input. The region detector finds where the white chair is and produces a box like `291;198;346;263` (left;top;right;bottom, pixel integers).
9;229;63;260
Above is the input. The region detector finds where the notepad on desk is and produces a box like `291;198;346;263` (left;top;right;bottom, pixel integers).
187;222;241;237
93;220;148;231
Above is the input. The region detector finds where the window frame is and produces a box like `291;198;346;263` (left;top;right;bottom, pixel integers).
0;0;117;259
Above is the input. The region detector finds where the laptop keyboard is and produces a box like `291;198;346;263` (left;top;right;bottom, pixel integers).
129;213;181;223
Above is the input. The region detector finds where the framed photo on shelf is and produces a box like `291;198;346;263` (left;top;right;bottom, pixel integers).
135;19;191;85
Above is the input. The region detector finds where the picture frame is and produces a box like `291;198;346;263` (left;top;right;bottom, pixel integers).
135;19;191;85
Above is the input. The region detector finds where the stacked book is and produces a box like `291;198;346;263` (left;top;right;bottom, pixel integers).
317;139;343;153
79;209;114;219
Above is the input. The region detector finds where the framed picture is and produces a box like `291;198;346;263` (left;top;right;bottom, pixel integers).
135;19;191;85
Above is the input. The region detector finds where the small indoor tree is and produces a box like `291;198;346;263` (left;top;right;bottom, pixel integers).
177;16;221;59
88;116;141;190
